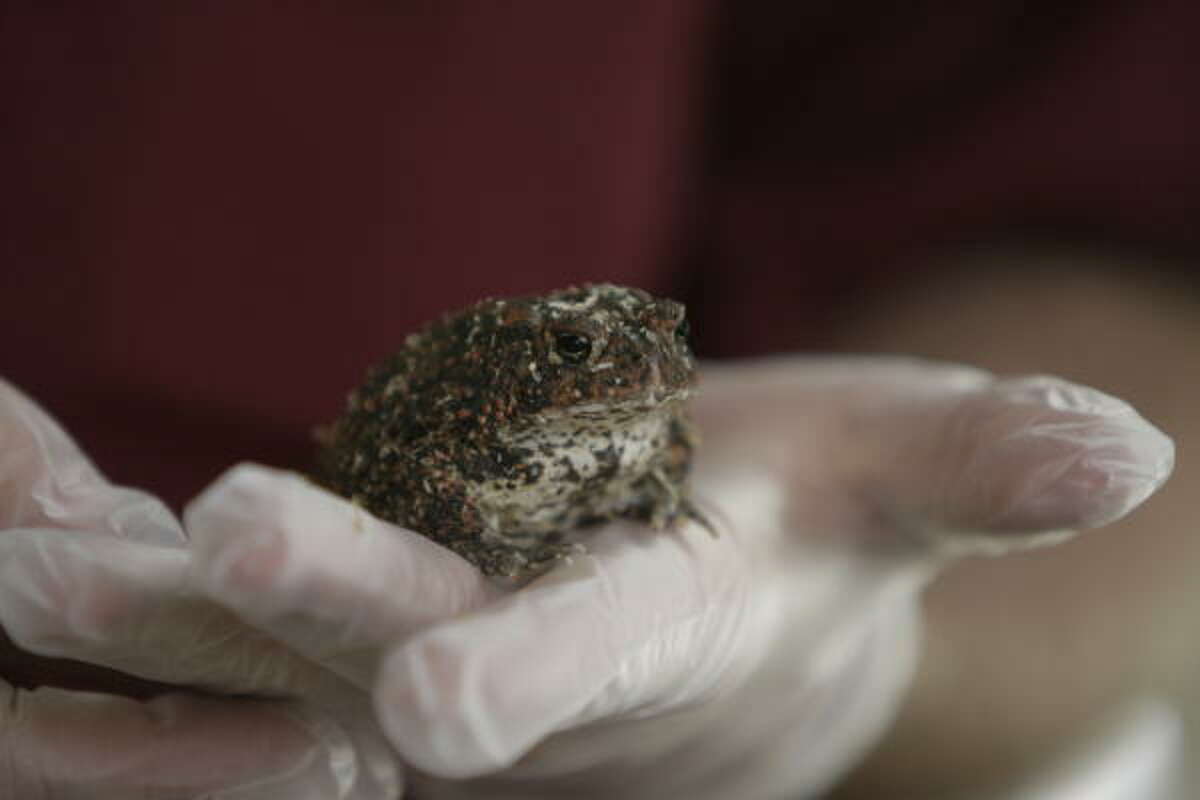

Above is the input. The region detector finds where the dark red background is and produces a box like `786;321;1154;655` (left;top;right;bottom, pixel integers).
3;2;1198;509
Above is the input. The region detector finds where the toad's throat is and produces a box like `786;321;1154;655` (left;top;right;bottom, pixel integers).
467;404;680;537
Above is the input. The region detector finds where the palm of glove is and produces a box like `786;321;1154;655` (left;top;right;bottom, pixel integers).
0;359;1173;799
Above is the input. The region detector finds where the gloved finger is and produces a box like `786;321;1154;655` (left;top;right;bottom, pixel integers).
1;680;403;800
373;512;756;778
186;464;502;688
0;528;336;697
697;358;1173;553
0;377;182;545
842;374;1173;555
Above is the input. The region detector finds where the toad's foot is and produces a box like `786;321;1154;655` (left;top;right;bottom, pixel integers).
637;468;717;538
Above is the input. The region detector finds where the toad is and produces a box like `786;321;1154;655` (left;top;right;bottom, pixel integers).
317;284;703;580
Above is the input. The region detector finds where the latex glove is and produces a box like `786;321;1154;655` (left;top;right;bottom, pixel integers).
183;357;1174;800
0;379;405;799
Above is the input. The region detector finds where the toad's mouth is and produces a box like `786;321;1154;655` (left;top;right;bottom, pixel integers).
557;387;693;421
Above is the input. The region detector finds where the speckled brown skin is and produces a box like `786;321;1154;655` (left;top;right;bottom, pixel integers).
317;284;700;579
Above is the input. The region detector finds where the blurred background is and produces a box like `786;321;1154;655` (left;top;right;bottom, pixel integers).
3;2;1198;796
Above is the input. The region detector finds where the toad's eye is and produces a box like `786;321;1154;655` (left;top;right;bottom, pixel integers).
675;317;691;344
554;331;592;364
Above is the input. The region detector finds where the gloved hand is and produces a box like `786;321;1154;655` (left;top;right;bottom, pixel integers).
0;378;408;799
180;357;1174;800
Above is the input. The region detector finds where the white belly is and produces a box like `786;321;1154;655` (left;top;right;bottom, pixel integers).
468;407;675;535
